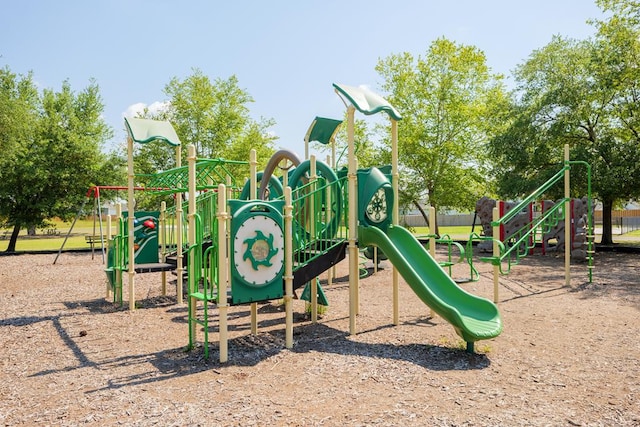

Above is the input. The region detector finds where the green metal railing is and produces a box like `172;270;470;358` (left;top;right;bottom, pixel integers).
482;160;593;282
142;158;249;195
290;175;348;271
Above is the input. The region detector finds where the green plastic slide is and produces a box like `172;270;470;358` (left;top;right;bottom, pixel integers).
358;225;502;346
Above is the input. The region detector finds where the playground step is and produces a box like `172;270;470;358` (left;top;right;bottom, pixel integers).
134;262;175;273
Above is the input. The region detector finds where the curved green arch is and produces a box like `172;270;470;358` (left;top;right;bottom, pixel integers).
239;172;284;200
288;160;342;240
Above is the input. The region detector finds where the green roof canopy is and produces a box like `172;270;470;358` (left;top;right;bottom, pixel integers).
304;116;343;145
333;83;402;121
125;117;181;146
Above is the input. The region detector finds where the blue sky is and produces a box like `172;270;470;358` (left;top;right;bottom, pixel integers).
1;1;606;156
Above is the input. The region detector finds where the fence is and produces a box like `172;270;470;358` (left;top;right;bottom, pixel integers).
594;209;640;234
400;213;476;227
402;209;640;233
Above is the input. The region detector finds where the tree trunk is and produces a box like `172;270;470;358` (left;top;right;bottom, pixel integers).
412;200;430;229
432;206;439;237
600;198;614;245
412;200;440;236
5;224;21;253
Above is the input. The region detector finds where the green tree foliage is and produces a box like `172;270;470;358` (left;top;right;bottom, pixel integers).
132;69;276;209
375;38;507;234
0;68;38;157
0;68;113;252
166;69;276;164
489;1;640;244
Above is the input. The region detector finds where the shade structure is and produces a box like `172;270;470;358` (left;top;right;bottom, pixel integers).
304;116;343;145
125;117;181;146
333;83;402;121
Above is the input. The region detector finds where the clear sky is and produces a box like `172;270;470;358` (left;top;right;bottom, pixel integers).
1;1;606;156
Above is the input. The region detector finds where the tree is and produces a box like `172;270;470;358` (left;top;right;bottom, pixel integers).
165;68;276;161
489;1;640;245
132;69;277;209
375;38;507;234
0;73;113;252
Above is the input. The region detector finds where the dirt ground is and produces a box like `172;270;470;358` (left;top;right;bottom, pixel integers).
0;247;639;426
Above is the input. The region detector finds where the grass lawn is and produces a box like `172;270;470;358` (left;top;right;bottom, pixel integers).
0;218;114;252
1;219;638;252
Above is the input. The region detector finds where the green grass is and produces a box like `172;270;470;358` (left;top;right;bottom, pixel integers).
407;225;475;239
0;218;115;252
2;218;639;252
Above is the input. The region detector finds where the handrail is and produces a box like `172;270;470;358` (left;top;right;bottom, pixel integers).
492;166;569;227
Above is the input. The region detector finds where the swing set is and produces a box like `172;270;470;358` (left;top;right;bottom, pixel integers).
52;185;168;264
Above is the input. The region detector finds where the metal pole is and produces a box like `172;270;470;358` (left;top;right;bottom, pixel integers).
347;106;359;335
127;136;136;311
53;197;88;264
564;145;571;287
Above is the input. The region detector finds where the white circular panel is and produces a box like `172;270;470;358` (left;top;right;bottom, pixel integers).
366;188;388;224
233;214;284;286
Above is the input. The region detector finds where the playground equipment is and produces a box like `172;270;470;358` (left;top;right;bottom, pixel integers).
475;196;592;260
184;84;503;358
468;150;594;302
105;85;507;361
98;77;601;363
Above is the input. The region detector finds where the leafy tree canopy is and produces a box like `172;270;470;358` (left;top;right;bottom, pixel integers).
131;69;277;209
0;67;113;252
375;38;507;233
489;0;640;244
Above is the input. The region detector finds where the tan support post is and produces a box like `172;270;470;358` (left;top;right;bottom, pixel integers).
106;213;112;299
564;144;571;287
217;183;229;363
391;118;399;326
326;154;334;287
160;201;167;296
310;155;318;323
187;144;197;345
249;149;258;335
175;144;184;304
115;203;123;303
127;136;136;311
347;106;359;335
284;187;294;349
428;206;436;318
493;204;500;303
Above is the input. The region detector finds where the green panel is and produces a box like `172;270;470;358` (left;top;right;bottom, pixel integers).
333;83;402;121
300;278;329;306
123;211;160;264
305;116;343;145
229;200;285;304
357;167;393;230
145;158;249;194
125;117;181;146
239;172;284;200
104;237;116;289
358;224;502;344
287;159;343;240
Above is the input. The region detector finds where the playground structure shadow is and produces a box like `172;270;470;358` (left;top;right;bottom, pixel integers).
216;322;491;372
1;295;491;394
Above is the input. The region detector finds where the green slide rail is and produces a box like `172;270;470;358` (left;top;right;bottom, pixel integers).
359;224;502;352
